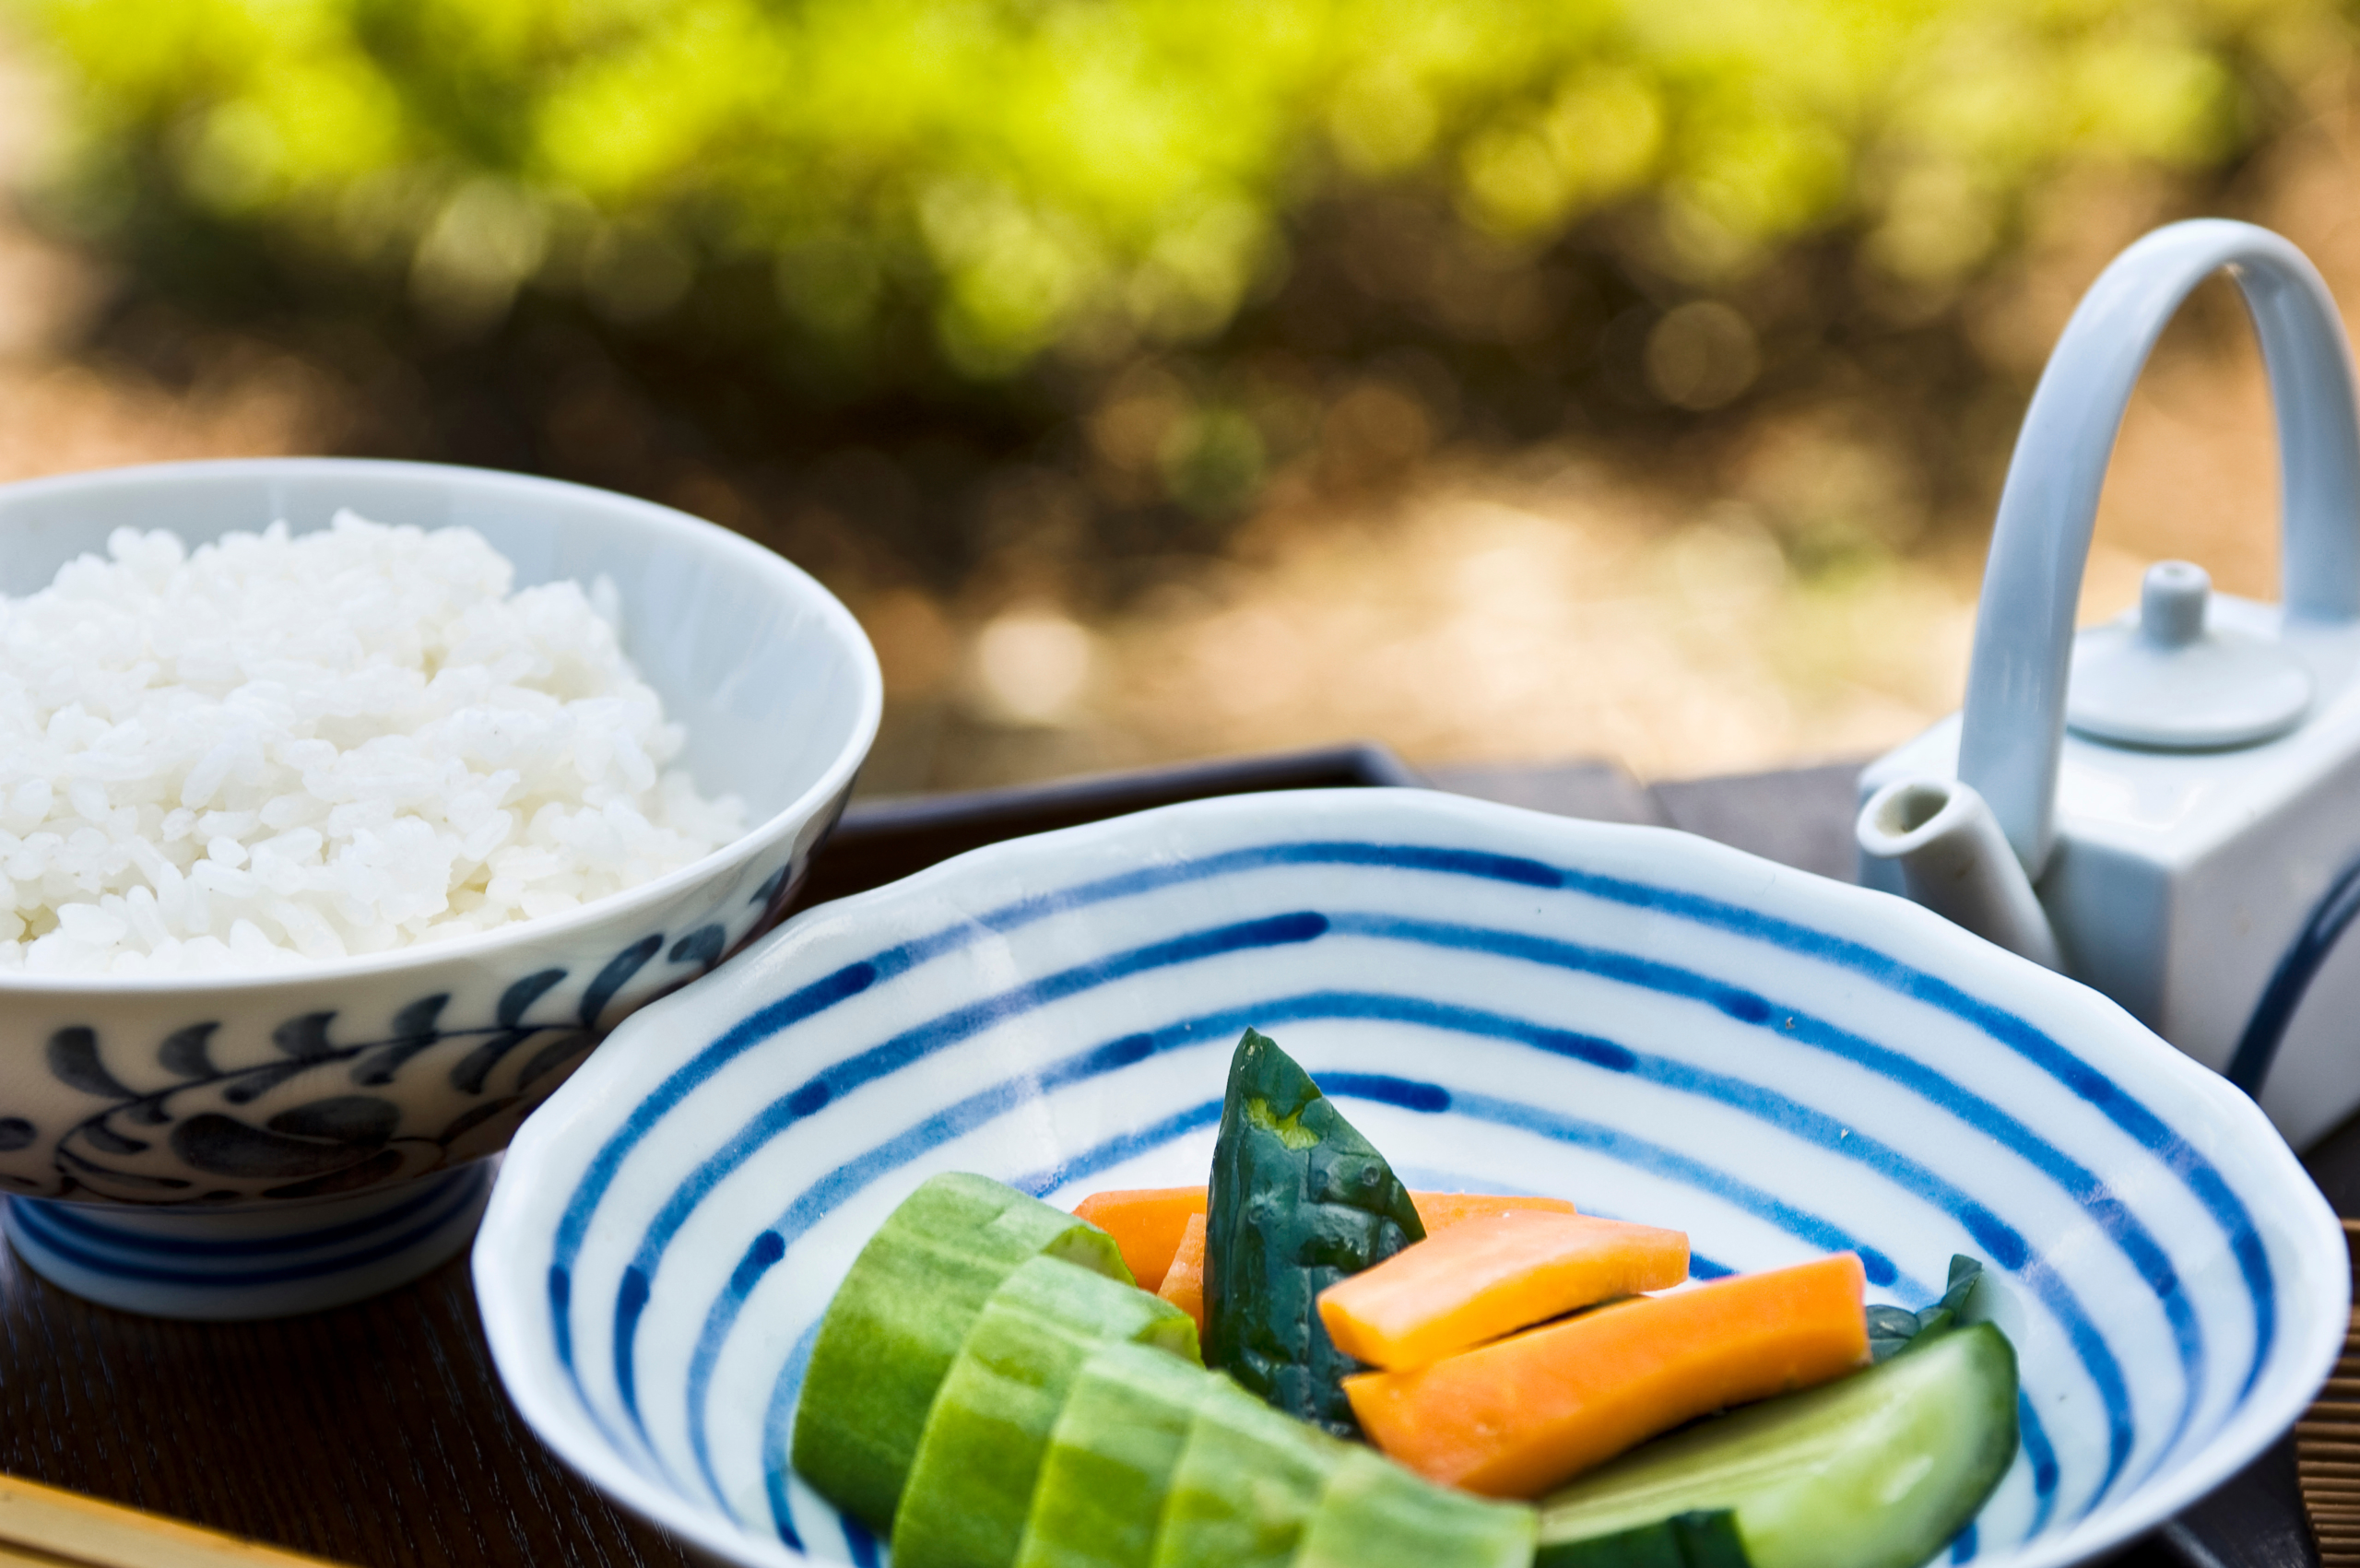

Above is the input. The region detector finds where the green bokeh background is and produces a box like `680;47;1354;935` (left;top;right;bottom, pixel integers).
31;0;2317;374
6;0;2353;792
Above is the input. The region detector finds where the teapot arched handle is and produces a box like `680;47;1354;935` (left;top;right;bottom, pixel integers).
1960;218;2360;878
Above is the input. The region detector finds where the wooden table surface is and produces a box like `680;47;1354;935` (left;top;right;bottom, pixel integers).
0;753;2331;1565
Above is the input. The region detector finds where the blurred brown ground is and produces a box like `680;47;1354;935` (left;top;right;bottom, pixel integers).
0;29;2346;796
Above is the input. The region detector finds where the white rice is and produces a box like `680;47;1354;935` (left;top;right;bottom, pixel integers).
0;512;749;976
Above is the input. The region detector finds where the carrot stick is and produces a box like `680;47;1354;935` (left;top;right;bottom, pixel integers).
1343;1252;1870;1498
1073;1185;1576;1290
1156;1212;1209;1334
1319;1212;1689;1370
1073;1186;1207;1290
1411;1193;1579;1230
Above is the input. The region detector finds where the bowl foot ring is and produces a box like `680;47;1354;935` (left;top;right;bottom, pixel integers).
1;1161;496;1320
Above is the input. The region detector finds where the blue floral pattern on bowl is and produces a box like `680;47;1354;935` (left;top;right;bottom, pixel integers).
2;859;796;1206
0;822;863;1320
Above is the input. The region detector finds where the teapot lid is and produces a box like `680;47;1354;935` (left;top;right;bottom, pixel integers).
2066;560;2312;749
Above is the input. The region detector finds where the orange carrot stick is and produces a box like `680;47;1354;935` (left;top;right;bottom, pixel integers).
1412;1193;1580;1230
1156;1212;1208;1334
1072;1185;1576;1289
1072;1186;1208;1291
1344;1252;1869;1498
1319;1212;1689;1370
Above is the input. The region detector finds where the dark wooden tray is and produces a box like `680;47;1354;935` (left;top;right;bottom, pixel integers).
0;746;2322;1566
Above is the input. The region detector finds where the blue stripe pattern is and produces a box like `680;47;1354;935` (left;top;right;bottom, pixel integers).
8;1163;490;1290
23;1165;465;1256
503;817;2296;1568
2227;845;2360;1096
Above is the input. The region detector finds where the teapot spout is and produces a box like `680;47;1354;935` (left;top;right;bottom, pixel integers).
1856;777;2064;971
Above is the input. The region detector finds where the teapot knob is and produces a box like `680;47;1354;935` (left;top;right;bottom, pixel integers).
2140;560;2210;647
2065;560;2313;749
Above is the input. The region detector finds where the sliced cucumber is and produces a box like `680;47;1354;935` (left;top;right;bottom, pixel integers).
894;1255;1198;1568
1148;1378;1350;1568
1667;1514;1749;1568
1538;1323;2018;1568
1544;1521;1684;1568
1294;1446;1537;1568
1016;1340;1219;1568
1540;1512;1748;1568
793;1173;1131;1533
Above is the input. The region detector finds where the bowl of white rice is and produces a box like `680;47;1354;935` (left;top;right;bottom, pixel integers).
0;457;880;1319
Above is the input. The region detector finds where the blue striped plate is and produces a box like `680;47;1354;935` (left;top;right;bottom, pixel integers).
473;788;2345;1568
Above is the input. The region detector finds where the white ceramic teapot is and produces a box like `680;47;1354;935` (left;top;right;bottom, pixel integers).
1856;218;2360;1149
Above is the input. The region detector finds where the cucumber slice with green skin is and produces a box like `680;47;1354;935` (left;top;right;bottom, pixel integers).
1542;1519;1686;1568
1294;1446;1538;1568
1206;1028;1423;1437
1545;1520;1683;1568
1538;1512;1748;1568
1015;1340;1220;1568
1538;1323;2019;1568
1148;1379;1351;1568
792;1173;1131;1533
1668;1513;1750;1568
895;1256;1198;1568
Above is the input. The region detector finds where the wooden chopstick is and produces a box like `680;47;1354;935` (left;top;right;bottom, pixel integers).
0;1475;351;1568
2298;1219;2360;1562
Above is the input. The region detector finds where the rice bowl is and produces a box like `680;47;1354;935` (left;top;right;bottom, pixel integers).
0;458;879;1319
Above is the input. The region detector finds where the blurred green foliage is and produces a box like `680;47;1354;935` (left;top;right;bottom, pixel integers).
23;0;2340;379
9;0;2353;620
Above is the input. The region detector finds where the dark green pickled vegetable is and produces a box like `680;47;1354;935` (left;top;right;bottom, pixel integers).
1865;1255;1984;1362
1203;1028;1424;1437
